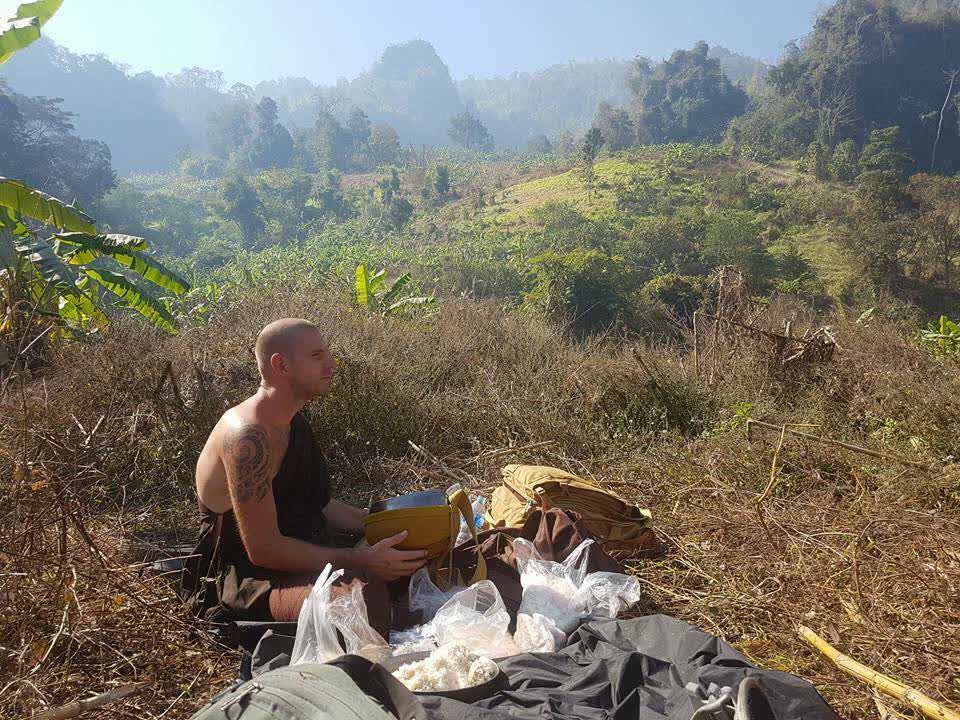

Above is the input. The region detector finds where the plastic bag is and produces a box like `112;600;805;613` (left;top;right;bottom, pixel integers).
388;625;438;656
580;571;641;618
408;567;464;623
513;538;641;653
514;612;566;654
514;538;594;636
431;580;519;657
290;564;390;665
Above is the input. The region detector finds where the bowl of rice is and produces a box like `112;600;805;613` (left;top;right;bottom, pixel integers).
382;644;508;702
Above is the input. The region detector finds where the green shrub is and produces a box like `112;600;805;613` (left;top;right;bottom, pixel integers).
829;139;858;182
641;273;703;320
526;248;641;334
702;210;778;289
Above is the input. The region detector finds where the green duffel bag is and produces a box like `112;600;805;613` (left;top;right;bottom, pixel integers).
190;656;425;720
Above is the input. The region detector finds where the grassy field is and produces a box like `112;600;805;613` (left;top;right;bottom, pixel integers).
4;145;959;720
481;157;646;225
2;277;959;719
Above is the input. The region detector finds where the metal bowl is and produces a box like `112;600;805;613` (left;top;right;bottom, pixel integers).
381;651;509;702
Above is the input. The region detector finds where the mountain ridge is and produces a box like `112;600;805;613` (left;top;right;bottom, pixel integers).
0;37;767;173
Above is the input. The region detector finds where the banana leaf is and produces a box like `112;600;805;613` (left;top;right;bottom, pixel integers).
55;232;148;254
0;205;30;238
0;178;96;232
13;236;77;286
355;263;372;308
55;232;189;294
369;268;387;293
14;0;64;23
83;265;177;333
11;236;106;324
386;295;436;314
59;277;108;326
0;0;64;65
379;273;412;308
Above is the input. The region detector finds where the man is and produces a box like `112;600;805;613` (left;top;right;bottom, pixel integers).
184;318;427;626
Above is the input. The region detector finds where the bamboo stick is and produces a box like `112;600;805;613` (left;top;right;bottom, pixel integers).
692;309;700;376
32;682;148;720
798;626;960;720
746;419;930;470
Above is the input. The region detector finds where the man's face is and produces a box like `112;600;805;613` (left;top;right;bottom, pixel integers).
284;329;336;399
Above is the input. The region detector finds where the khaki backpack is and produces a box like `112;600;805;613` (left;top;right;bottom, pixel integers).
487;465;655;552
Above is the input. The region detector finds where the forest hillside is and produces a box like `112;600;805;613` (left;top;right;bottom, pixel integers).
2;1;960;718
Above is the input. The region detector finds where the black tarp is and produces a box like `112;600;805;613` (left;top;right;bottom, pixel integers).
247;614;838;720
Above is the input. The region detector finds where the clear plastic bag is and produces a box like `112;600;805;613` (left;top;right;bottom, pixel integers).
290;564;390;665
431;580;519;657
514;612;566;654
513;538;641;653
580;571;641;618
408;567;464;623
514;538;594;636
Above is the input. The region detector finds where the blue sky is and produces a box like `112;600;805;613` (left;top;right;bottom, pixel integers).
33;0;825;84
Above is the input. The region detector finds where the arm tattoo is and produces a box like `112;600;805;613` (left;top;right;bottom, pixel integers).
223;424;272;503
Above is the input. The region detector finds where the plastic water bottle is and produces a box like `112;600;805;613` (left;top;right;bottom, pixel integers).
473;495;487;530
456;494;487;545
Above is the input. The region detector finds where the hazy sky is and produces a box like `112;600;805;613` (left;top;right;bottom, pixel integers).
33;0;825;84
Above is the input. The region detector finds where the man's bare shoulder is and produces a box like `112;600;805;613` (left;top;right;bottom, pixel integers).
217;414;273;503
196;402;271;511
208;398;265;446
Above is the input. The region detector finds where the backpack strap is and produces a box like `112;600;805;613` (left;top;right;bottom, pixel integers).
328;655;427;720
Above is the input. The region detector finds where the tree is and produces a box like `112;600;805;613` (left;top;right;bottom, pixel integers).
858;127;913;178
448;110;494;152
373;169;413;228
580;127;604;195
829;139;859;182
593;102;634;151
701;210;777;289
433;165;451;197
243;96;294;170
346;106;372;166
1;2;189;340
221;174;265;244
1;84;116;209
526;134;553;155
641;273;703;320
354;263;434;316
254;169;313;243
527;248;640;334
367;123;402;167
907;174;960;290
1;179;190;336
308;170;352;223
207;102;252;159
754;0;960;172
843;171;918;290
313;108;350;171
631;42;748;144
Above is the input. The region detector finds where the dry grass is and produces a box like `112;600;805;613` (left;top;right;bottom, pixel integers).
2;285;959;719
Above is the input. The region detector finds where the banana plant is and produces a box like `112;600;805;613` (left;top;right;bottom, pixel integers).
0;0;62;65
1;178;190;334
0;2;189;338
354;263;435;316
920;315;960;356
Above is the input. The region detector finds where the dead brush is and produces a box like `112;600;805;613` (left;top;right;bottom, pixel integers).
1;284;959;719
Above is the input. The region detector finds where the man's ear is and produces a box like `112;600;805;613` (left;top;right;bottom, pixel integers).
269;352;287;375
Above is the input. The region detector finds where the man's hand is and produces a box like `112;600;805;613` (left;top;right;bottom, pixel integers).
361;531;428;581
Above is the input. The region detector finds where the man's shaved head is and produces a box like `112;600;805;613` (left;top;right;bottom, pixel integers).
255;318;323;380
